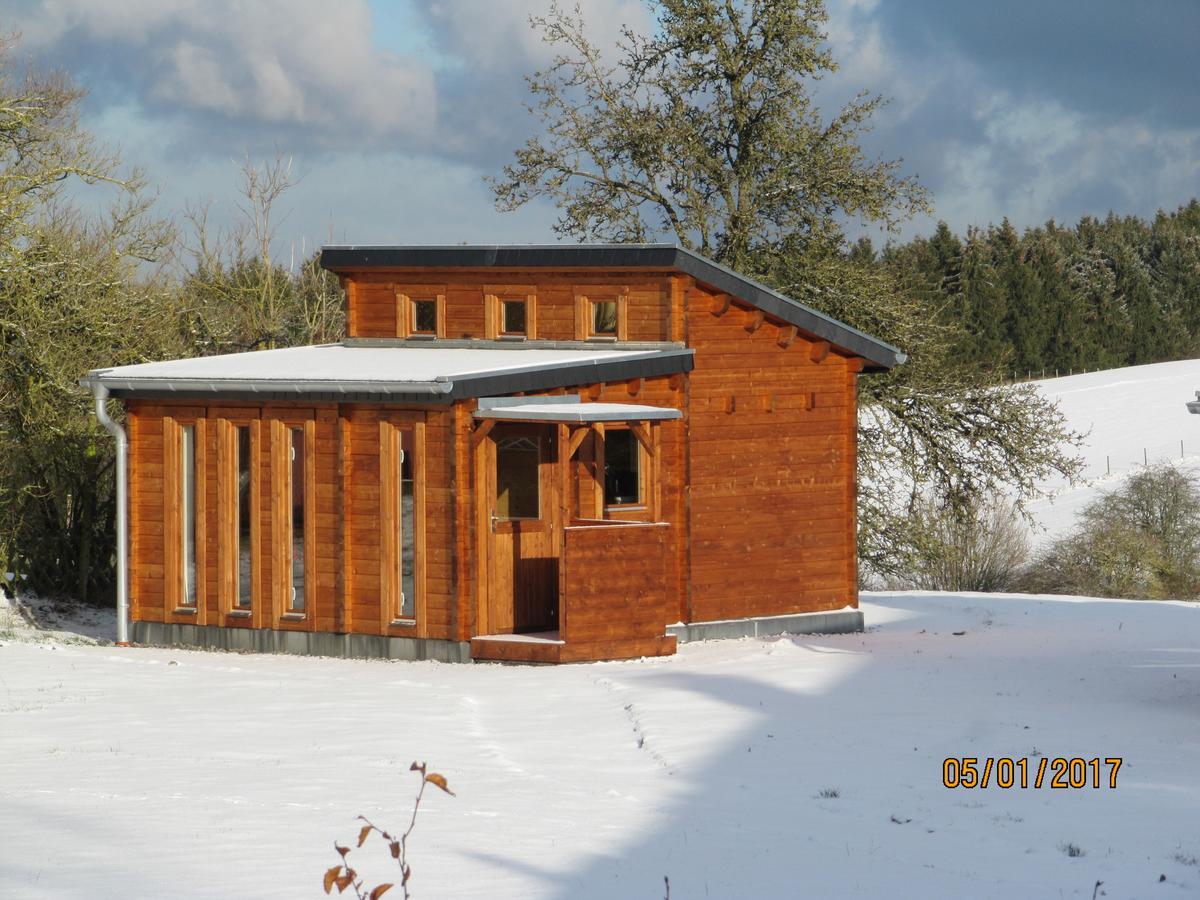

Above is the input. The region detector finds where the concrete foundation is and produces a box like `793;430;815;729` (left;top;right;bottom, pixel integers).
667;609;864;643
130;621;473;663
130;609;862;662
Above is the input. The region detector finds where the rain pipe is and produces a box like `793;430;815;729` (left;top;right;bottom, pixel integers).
92;383;130;645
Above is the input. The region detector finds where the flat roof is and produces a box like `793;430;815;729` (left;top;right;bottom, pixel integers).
319;243;905;371
81;343;693;402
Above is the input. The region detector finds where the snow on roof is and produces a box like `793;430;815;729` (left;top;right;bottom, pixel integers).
81;343;694;401
475;401;681;423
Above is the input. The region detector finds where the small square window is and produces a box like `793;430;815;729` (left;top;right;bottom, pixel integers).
412;299;437;334
502;299;527;335
591;300;618;336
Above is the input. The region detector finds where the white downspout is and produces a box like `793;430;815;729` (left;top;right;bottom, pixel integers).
92;383;130;645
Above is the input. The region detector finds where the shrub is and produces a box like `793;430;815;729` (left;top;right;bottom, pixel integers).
1017;465;1200;600
892;497;1030;592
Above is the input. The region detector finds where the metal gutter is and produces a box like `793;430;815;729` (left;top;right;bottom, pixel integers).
319;243;905;370
90;384;130;646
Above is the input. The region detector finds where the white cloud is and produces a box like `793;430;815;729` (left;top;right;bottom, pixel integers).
421;0;653;72
16;0;437;143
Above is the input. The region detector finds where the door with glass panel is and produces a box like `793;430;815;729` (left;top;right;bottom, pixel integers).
485;424;559;634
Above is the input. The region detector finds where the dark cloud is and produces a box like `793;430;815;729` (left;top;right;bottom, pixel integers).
876;0;1200;128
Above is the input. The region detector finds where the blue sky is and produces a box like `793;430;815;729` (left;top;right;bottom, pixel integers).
6;0;1198;259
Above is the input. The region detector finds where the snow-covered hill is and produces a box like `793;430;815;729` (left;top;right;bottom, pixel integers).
1027;358;1200;544
2;589;1199;898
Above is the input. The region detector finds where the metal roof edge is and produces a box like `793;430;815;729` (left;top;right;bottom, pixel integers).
667;247;904;370
445;348;694;400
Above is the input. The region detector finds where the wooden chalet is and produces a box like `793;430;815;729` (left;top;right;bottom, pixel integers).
83;245;904;663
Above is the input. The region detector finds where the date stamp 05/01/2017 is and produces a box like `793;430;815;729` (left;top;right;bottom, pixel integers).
942;757;1123;790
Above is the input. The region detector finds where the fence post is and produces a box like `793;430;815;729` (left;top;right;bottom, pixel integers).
1144;447;1148;466
1107;455;1110;476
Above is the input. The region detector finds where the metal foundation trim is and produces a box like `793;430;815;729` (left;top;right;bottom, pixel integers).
667;609;864;643
130;621;473;663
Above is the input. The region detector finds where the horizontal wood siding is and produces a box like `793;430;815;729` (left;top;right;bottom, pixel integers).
125;400;455;641
559;523;676;661
342;405;456;640
128;404;164;623
345;271;674;342
685;284;860;621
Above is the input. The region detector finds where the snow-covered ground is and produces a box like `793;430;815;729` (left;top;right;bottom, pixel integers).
1027;358;1200;545
2;590;1198;898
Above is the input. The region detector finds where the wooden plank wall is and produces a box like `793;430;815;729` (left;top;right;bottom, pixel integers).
348;271;675;342
125;401;455;640
682;282;860;621
558;523;675;662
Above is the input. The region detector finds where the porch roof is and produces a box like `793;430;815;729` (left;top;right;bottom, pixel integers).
81;342;693;402
474;396;681;423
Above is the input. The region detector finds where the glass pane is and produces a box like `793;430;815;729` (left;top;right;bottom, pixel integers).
502;299;526;334
496;436;540;519
604;429;640;505
413;300;437;334
290;428;305;612
181;425;197;606
399;430;415;619
236;425;252;607
592;300;618;335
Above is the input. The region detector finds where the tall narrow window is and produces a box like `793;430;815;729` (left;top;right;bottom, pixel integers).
289;427;305;613
180;424;197;606
496;436;541;519
236;425;253;608
398;430;415;620
604;429;641;506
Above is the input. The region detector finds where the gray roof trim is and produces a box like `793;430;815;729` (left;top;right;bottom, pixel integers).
320;243;904;370
79;348;694;402
476;403;682;424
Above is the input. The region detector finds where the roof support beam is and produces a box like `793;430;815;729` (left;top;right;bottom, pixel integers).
567;426;591;458
630;422;654;456
710;293;731;317
471;418;496;445
744;310;766;333
810;340;831;364
777;324;798;348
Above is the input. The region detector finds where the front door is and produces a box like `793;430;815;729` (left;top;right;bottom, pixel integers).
485;424;559;634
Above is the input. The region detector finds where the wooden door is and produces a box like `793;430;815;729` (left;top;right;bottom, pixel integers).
485;424;560;634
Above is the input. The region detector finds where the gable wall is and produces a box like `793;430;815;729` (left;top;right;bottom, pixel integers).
682;283;860;622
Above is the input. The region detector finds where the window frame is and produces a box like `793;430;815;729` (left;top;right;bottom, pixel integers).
574;284;629;341
269;416;315;622
485;284;537;340
164;413;206;620
379;417;426;631
394;284;446;339
600;424;647;512
217;413;261;623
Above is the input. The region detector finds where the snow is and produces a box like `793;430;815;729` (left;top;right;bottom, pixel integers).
6;358;1200;896
83;343;684;394
2;590;1199;898
1027;358;1200;545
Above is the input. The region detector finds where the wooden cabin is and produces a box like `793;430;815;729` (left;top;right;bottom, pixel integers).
83;245;903;663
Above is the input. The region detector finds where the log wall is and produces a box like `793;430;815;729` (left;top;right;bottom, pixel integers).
347;270;675;342
681;282;860;621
